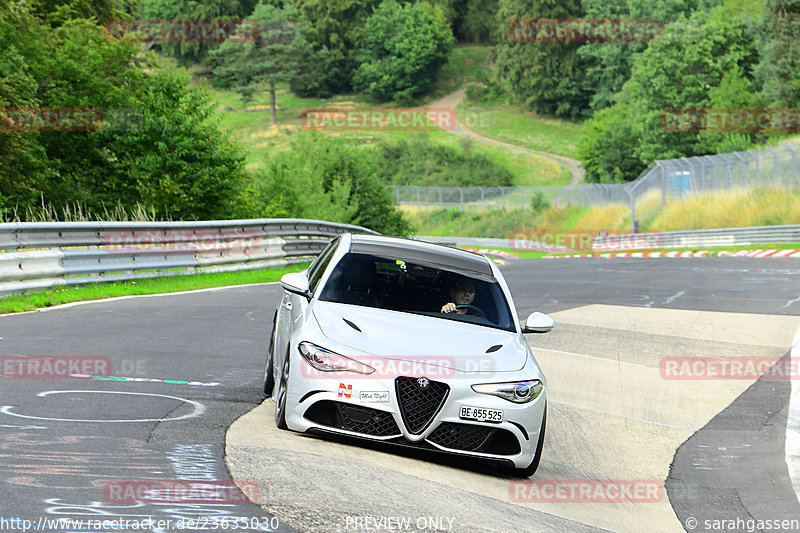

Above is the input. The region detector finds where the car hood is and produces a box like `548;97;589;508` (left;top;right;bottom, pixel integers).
312;301;526;373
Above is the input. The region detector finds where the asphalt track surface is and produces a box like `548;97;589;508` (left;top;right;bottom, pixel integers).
0;257;799;532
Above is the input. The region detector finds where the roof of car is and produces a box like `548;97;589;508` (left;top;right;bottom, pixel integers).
349;234;493;276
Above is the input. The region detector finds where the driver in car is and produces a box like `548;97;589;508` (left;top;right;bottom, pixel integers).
441;280;477;315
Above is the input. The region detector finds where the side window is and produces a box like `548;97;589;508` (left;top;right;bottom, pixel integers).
308;239;339;294
307;238;338;281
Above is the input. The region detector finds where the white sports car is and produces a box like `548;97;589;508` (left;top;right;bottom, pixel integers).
264;234;553;476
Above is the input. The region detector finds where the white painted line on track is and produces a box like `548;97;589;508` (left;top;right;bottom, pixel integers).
663;290;685;304
531;346;654;369
550;399;699;430
785;295;800;308
0;281;281;318
786;325;800;504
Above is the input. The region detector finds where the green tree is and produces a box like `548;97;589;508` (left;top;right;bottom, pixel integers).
458;0;499;43
494;0;590;118
757;0;800;107
427;0;499;43
579;6;760;182
28;0;134;26
255;133;411;235
140;0;260;66
353;0;454;103
210;2;319;125
577;0;721;112
0;5;49;208
287;0;381;97
0;2;250;219
578;101;642;183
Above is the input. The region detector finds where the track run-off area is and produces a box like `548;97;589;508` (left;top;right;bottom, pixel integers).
1;257;799;532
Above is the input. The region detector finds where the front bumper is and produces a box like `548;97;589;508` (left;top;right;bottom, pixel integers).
284;370;546;469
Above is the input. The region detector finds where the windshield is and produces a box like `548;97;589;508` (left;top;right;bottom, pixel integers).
319;253;515;332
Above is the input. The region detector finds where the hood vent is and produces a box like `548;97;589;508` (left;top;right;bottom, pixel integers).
343;318;362;332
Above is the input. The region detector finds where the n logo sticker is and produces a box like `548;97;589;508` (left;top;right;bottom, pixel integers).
338;383;352;398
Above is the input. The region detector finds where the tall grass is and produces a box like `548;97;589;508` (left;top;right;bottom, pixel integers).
407;187;800;236
1;200;162;223
651;188;800;231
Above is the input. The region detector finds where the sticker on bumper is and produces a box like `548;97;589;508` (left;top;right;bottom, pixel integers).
360;391;389;403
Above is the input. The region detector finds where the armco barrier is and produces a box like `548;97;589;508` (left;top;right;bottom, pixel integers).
0;219;378;296
592;224;800;252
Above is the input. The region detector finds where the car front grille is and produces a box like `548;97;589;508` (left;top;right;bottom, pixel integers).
428;422;521;455
304;400;400;437
395;377;449;434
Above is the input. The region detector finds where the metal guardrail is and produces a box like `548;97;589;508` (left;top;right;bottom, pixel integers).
418;224;800;255
391;184;627;211
0;219;378;296
592;224;800;252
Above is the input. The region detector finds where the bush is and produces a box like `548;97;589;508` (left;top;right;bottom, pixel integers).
353;0;454;103
253;133;412;235
464;70;507;104
530;190;550;213
375;134;514;187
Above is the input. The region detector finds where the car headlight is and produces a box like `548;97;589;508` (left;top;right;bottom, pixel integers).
298;342;374;374
471;380;543;404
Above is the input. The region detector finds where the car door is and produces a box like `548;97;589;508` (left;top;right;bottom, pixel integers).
275;238;340;363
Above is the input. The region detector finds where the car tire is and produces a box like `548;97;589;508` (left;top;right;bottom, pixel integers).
264;310;277;396
274;348;290;430
515;403;546;477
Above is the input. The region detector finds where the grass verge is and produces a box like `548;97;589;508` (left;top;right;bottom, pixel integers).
455;103;583;160
0;263;309;315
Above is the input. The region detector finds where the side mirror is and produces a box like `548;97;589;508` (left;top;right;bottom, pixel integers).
522;312;554;334
281;272;312;300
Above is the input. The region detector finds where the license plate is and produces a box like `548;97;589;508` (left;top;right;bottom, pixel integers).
459;405;503;423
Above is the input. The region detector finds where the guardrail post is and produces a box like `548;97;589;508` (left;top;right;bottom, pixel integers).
766;147;778;186
457;187;464;212
501;188;506;210
786;146;797;188
628;188;636;234
734;151;746;186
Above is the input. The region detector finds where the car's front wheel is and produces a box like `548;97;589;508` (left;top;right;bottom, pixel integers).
264;310;277;396
515;403;546;477
274;349;290;430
